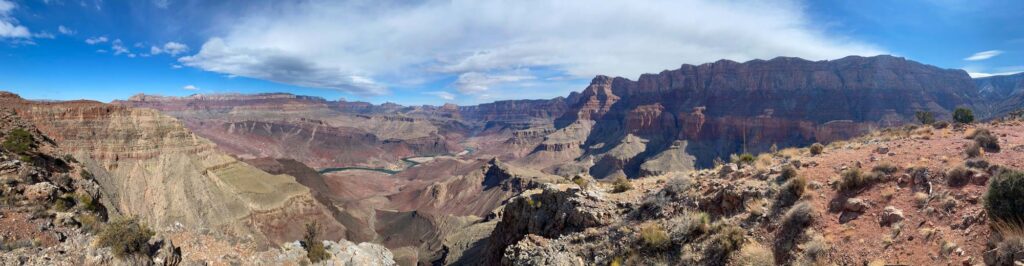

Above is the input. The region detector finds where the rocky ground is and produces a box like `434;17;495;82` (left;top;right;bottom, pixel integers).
485;120;1024;265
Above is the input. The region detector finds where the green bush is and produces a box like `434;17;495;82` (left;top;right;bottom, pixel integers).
96;217;154;259
733;153;756;166
953;108;975;124
303;221;331;263
705;223;747;265
2;128;34;154
986;169;1024;223
915;111;936;125
775;176;807;212
571;175;589;189
809;143;824;156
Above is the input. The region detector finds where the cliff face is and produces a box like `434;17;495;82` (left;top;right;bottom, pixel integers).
546;55;982;169
3;96;345;246
975;72;1024;118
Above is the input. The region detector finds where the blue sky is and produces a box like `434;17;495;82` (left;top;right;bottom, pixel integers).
0;0;1021;105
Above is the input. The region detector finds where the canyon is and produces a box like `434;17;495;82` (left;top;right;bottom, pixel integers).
2;55;1023;265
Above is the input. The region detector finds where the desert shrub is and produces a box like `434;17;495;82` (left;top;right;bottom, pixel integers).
775;176;807;212
915;111;935;125
705;223;747;265
732;153;756;166
96;217;154;259
80;169;95;180
778;165;798;183
965;158;989;169
838;168;877;192
774;202;814;264
728;242;773;266
965;143;982;158
640;222;670;251
809;143;824;156
75;192;99;212
953;108;974;124
78;213;103;233
2;128;34;154
668;212;710;243
933;120;950;129
571;175;589;189
985;169;1024;223
612;176;633;193
988;221;1024;265
303;221;331;263
945;166;972;187
914;192;930;208
871;163;899;175
973;130;1001;152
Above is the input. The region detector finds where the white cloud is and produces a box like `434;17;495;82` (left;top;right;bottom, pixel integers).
454;72;534;94
181;0;882;97
183;85;199;91
150;41;189;56
0;0;31;39
33;32;55;39
85;36;108;44
965;50;1002;61
111;39;132;55
425;91;455;100
58;25;74;35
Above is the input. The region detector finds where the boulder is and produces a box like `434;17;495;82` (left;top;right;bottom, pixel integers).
880;206;904;226
24;182;57;201
844;198;870;213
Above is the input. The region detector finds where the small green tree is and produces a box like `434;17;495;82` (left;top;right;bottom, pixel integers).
915;111;936;125
2;128;34;154
303;221;331;263
953;108;975;124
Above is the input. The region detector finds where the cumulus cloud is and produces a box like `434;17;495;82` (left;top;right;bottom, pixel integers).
0;0;31;39
183;85;199;91
181;0;882;97
965;50;1002;61
150;41;189;56
85;36;108;44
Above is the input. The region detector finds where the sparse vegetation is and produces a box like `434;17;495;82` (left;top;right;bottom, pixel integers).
953;107;974;124
774;202;814;264
945;166;972;187
705;223;747;265
778;165;798;182
640;222;670;250
915;111;935;125
965;143;982;158
871;163;899;175
932;120;950;129
732;153;756;166
2;128;34;154
988;221;1024;265
914;192;930;208
774;176;807;211
302;221;331;263
571;175;590;189
728;242;773;266
970;128;1001;152
809;143;824;156
985;169;1024;223
612;176;633;193
96;217;155;259
837;168;878;192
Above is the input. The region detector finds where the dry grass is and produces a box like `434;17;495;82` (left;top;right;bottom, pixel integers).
729;242;773;266
640;222;670;250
